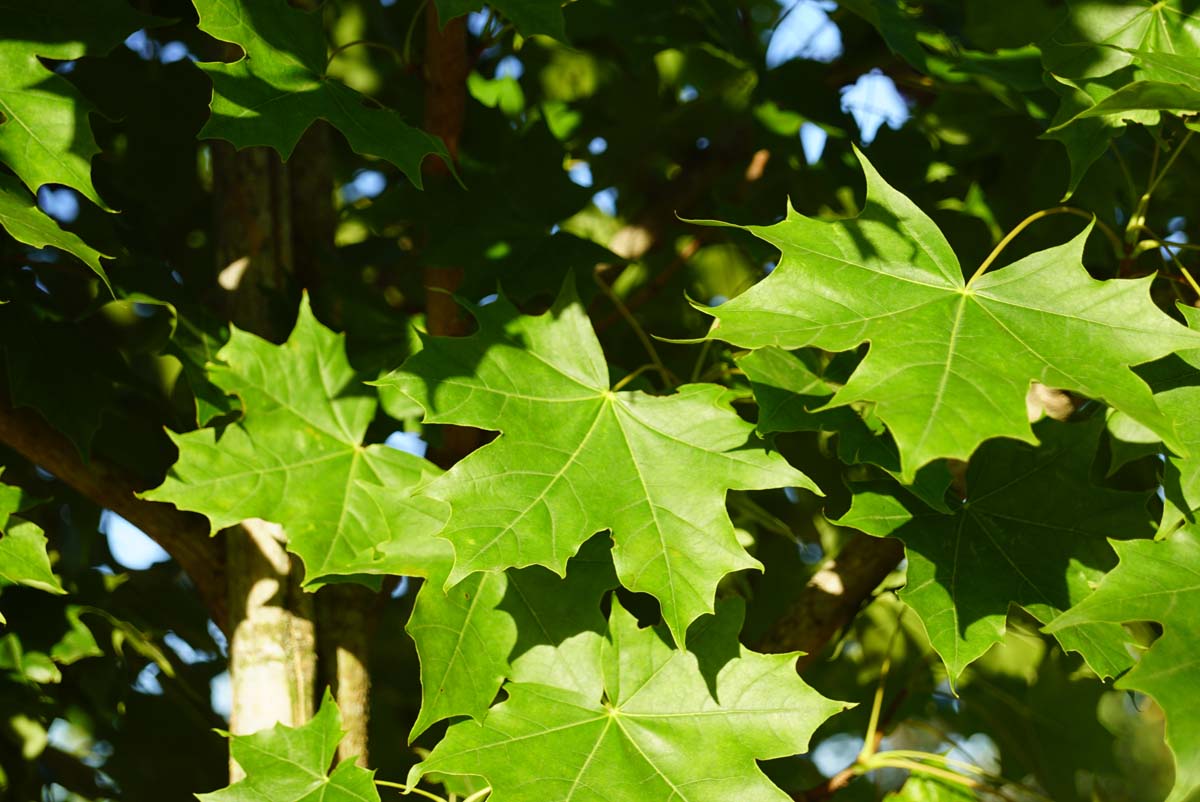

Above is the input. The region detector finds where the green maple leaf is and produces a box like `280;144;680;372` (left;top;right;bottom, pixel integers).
0;470;62;621
1108;306;1200;534
699;149;1200;481
0;467;38;529
0;519;63;600
1042;52;1200;195
958;630;1121;802
1048;526;1200;802
409;598;845;802
145;296;446;585
407;535;616;739
839;419;1148;681
736;346;951;510
1041;1;1200;81
192;0;449;187
1041;69;1161;197
0;174;111;291
434;0;566;39
885;777;973;801
200;689;379;802
0;0;160;208
379;280;817;644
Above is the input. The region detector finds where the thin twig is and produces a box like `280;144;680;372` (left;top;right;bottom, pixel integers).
594;271;678;389
970;207;1117;285
375;779;449;802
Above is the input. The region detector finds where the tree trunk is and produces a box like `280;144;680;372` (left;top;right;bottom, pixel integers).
212;143;317;779
317;584;374;766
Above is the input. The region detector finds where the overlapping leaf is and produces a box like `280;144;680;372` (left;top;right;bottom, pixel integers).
0;470;61;619
701;149;1200;480
380;281;816;644
409;598;845;802
192;0;449;186
958;630;1122;802
200;689;379;802
1042;52;1200;194
840;419;1149;681
145;297;446;584
737;346;951;509
0;0;159;207
406;535;616;739
1049;526;1200;802
1107;306;1200;533
1042;1;1200;81
0;174;111;290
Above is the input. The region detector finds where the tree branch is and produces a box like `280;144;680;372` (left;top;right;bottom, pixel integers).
0;391;228;631
756;533;903;671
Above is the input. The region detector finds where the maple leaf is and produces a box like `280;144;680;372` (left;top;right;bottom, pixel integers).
191;0;449;187
1106;305;1200;534
199;689;379;802
886;777;974;801
699;148;1200;481
406;535;616;739
736;346;952;509
1041;0;1200;81
0;175;111;291
379;280;817;644
1042;52;1200;195
1048;527;1200;802
0;469;61;621
840;418;1149;681
0;0;161;208
145;296;446;585
408;598;846;802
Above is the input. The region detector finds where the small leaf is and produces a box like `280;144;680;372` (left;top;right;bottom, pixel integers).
0;519;65;598
199;689;380;802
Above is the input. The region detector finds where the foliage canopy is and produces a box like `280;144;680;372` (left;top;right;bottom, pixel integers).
1;0;1199;801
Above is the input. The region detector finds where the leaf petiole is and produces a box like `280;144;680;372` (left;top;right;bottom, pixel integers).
375;779;451;802
969;206;1120;285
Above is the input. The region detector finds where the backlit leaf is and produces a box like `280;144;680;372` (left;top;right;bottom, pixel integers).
408;598;845;802
701;149;1199;480
380;280;817;644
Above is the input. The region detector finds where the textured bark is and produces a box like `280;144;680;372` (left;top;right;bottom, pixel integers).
226;520;316;764
0;391;228;630
288;122;336;291
757;534;904;672
213;144;316;779
422;5;477;466
317;584;374;766
212;142;293;340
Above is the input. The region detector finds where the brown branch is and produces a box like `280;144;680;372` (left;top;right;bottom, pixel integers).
0;391;228;631
756;533;903;671
421;3;478;468
595;236;705;332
